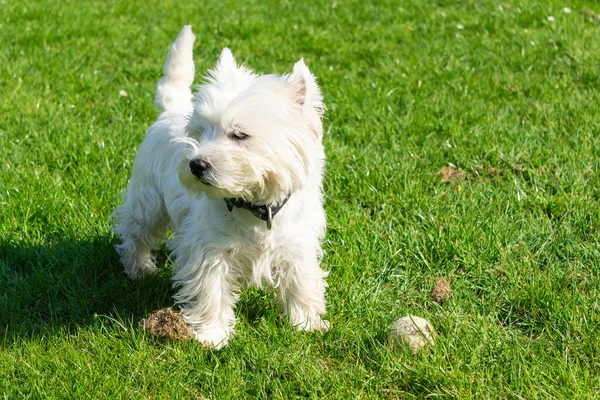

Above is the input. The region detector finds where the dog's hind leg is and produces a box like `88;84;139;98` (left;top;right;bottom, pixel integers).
113;186;170;280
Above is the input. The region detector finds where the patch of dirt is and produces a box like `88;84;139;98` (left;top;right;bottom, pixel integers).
579;9;600;21
430;277;452;304
140;307;192;341
440;166;464;183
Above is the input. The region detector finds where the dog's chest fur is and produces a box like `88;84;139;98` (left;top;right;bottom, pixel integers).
167;195;298;287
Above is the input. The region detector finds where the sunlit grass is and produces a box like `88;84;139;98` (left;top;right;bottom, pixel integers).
1;0;600;397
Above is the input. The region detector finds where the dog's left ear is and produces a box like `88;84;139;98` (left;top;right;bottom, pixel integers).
287;59;325;117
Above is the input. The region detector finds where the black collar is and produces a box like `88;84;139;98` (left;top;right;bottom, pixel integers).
224;196;290;230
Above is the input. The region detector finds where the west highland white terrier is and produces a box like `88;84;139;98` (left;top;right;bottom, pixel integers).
112;26;329;348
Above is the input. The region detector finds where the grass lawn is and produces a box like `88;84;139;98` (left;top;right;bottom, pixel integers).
2;0;600;397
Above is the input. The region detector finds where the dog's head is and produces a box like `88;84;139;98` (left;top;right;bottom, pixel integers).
178;49;325;204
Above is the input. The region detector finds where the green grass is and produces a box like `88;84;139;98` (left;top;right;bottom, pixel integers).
2;0;600;397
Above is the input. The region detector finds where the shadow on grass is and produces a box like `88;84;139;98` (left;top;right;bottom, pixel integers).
0;234;280;344
0;234;175;343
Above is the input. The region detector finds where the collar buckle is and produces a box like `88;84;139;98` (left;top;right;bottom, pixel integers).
266;207;273;230
224;196;290;230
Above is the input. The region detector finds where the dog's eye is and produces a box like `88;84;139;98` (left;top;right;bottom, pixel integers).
229;131;250;141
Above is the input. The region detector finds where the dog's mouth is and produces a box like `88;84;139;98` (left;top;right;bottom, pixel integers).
198;177;213;187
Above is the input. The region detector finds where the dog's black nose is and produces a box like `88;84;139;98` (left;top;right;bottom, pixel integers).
189;158;210;178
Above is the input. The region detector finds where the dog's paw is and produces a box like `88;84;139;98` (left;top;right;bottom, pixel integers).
192;326;231;349
124;261;157;281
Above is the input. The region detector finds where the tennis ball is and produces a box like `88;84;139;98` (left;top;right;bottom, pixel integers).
388;315;434;353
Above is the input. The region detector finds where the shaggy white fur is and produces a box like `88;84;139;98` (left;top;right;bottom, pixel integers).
113;26;329;348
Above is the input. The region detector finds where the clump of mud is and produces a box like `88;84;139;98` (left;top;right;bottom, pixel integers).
440;166;464;183
140;307;192;341
430;277;452;305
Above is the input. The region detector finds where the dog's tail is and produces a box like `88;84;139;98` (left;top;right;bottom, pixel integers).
155;25;196;112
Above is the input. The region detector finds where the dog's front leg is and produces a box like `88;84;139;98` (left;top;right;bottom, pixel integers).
172;255;238;349
276;249;330;332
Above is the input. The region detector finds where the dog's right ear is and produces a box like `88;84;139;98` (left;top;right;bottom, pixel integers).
215;48;237;75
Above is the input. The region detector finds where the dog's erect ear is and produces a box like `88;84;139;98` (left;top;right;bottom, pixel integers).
287;59;324;116
215;48;237;75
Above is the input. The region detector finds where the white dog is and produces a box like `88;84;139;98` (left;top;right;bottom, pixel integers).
112;26;329;348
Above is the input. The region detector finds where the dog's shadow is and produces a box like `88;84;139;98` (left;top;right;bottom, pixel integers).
0;234;274;343
0;234;170;342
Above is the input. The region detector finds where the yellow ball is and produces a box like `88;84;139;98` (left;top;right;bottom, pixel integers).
388;316;435;353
